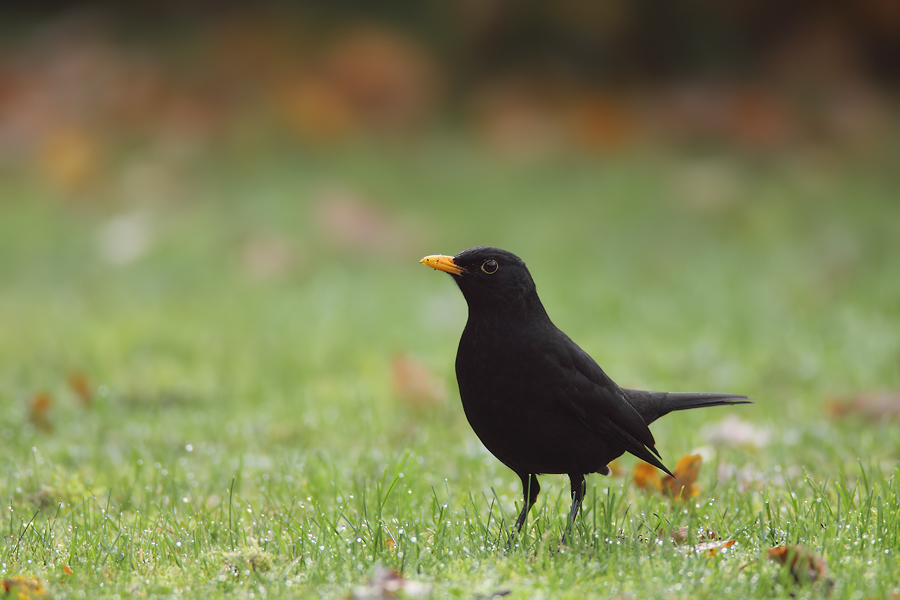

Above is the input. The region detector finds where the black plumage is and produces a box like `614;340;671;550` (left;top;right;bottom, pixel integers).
421;246;750;534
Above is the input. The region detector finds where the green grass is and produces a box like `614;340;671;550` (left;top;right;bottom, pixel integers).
2;143;900;598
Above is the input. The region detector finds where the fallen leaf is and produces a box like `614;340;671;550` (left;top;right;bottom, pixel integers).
1;575;47;599
28;392;53;432
239;234;299;282
391;355;446;408
606;459;624;477
661;526;719;546
68;371;91;407
683;539;736;557
828;392;900;421
352;566;430;599
633;461;663;492
37;126;102;193
275;76;356;143
472;79;565;159
635;454;703;500
63;564;74;575
768;546;831;586
321;26;441;133
566;92;640;152
314;187;419;256
723;87;797;150
662;454;703;499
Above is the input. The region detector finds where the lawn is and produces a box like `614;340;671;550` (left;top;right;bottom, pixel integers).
2;142;899;599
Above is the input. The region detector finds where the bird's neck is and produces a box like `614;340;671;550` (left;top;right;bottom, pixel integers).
464;292;550;326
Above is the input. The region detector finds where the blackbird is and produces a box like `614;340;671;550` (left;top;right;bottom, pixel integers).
420;246;750;535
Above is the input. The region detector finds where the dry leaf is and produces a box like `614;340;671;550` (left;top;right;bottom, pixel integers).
661;526;718;546
606;459;624;478
391;355;446;408
684;539;736;557
635;454;703;500
28;392;53;432
768;545;831;585
239;234;299;282
828;392;900;421
314;187;419;256
567;93;639;152
63;564;74;575
37;127;102;192
662;454;703;499
68;371;91;407
1;575;47;599
633;461;663;492
472;79;565;159
724;88;796;150
275;76;356;143
321;26;440;133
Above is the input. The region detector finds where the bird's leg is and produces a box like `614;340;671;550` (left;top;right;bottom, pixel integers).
562;473;586;544
510;473;539;542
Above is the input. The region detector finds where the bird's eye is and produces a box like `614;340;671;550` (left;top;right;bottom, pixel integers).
481;260;499;274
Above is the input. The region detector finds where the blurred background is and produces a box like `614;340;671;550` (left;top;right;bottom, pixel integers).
1;1;899;464
2;0;898;190
2;4;900;593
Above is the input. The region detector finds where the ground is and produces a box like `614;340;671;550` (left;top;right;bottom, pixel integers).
1;143;899;598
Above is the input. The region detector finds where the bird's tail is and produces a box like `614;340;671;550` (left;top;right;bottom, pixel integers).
626;390;751;426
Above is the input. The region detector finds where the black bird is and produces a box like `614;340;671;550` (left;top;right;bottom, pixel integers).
420;246;750;536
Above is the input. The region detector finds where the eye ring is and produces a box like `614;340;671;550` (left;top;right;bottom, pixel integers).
481;259;499;274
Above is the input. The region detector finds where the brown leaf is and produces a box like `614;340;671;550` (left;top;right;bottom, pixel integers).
239;234;300;282
314;187;420;256
472;79;565;159
724;88;797;150
606;459;624;478
37;127;102;193
662;454;703;499
275;76;356;143
636;454;703;500
633;461;663;492
1;575;47;598
687;539;736;557
768;545;831;585
828;392;900;421
661;526;719;546
566;92;639;152
321;26;441;133
391;355;446;409
68;371;91;407
28;392;53;432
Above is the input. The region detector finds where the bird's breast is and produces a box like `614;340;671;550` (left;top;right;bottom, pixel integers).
453;319;614;474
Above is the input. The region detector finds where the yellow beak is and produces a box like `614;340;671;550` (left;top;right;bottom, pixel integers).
420;254;467;276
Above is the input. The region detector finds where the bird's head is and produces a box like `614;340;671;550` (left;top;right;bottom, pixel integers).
420;246;544;316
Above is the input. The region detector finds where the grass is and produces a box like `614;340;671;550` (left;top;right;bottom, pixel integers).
1;141;900;598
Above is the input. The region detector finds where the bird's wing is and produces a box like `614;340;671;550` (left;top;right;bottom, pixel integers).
546;328;673;476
